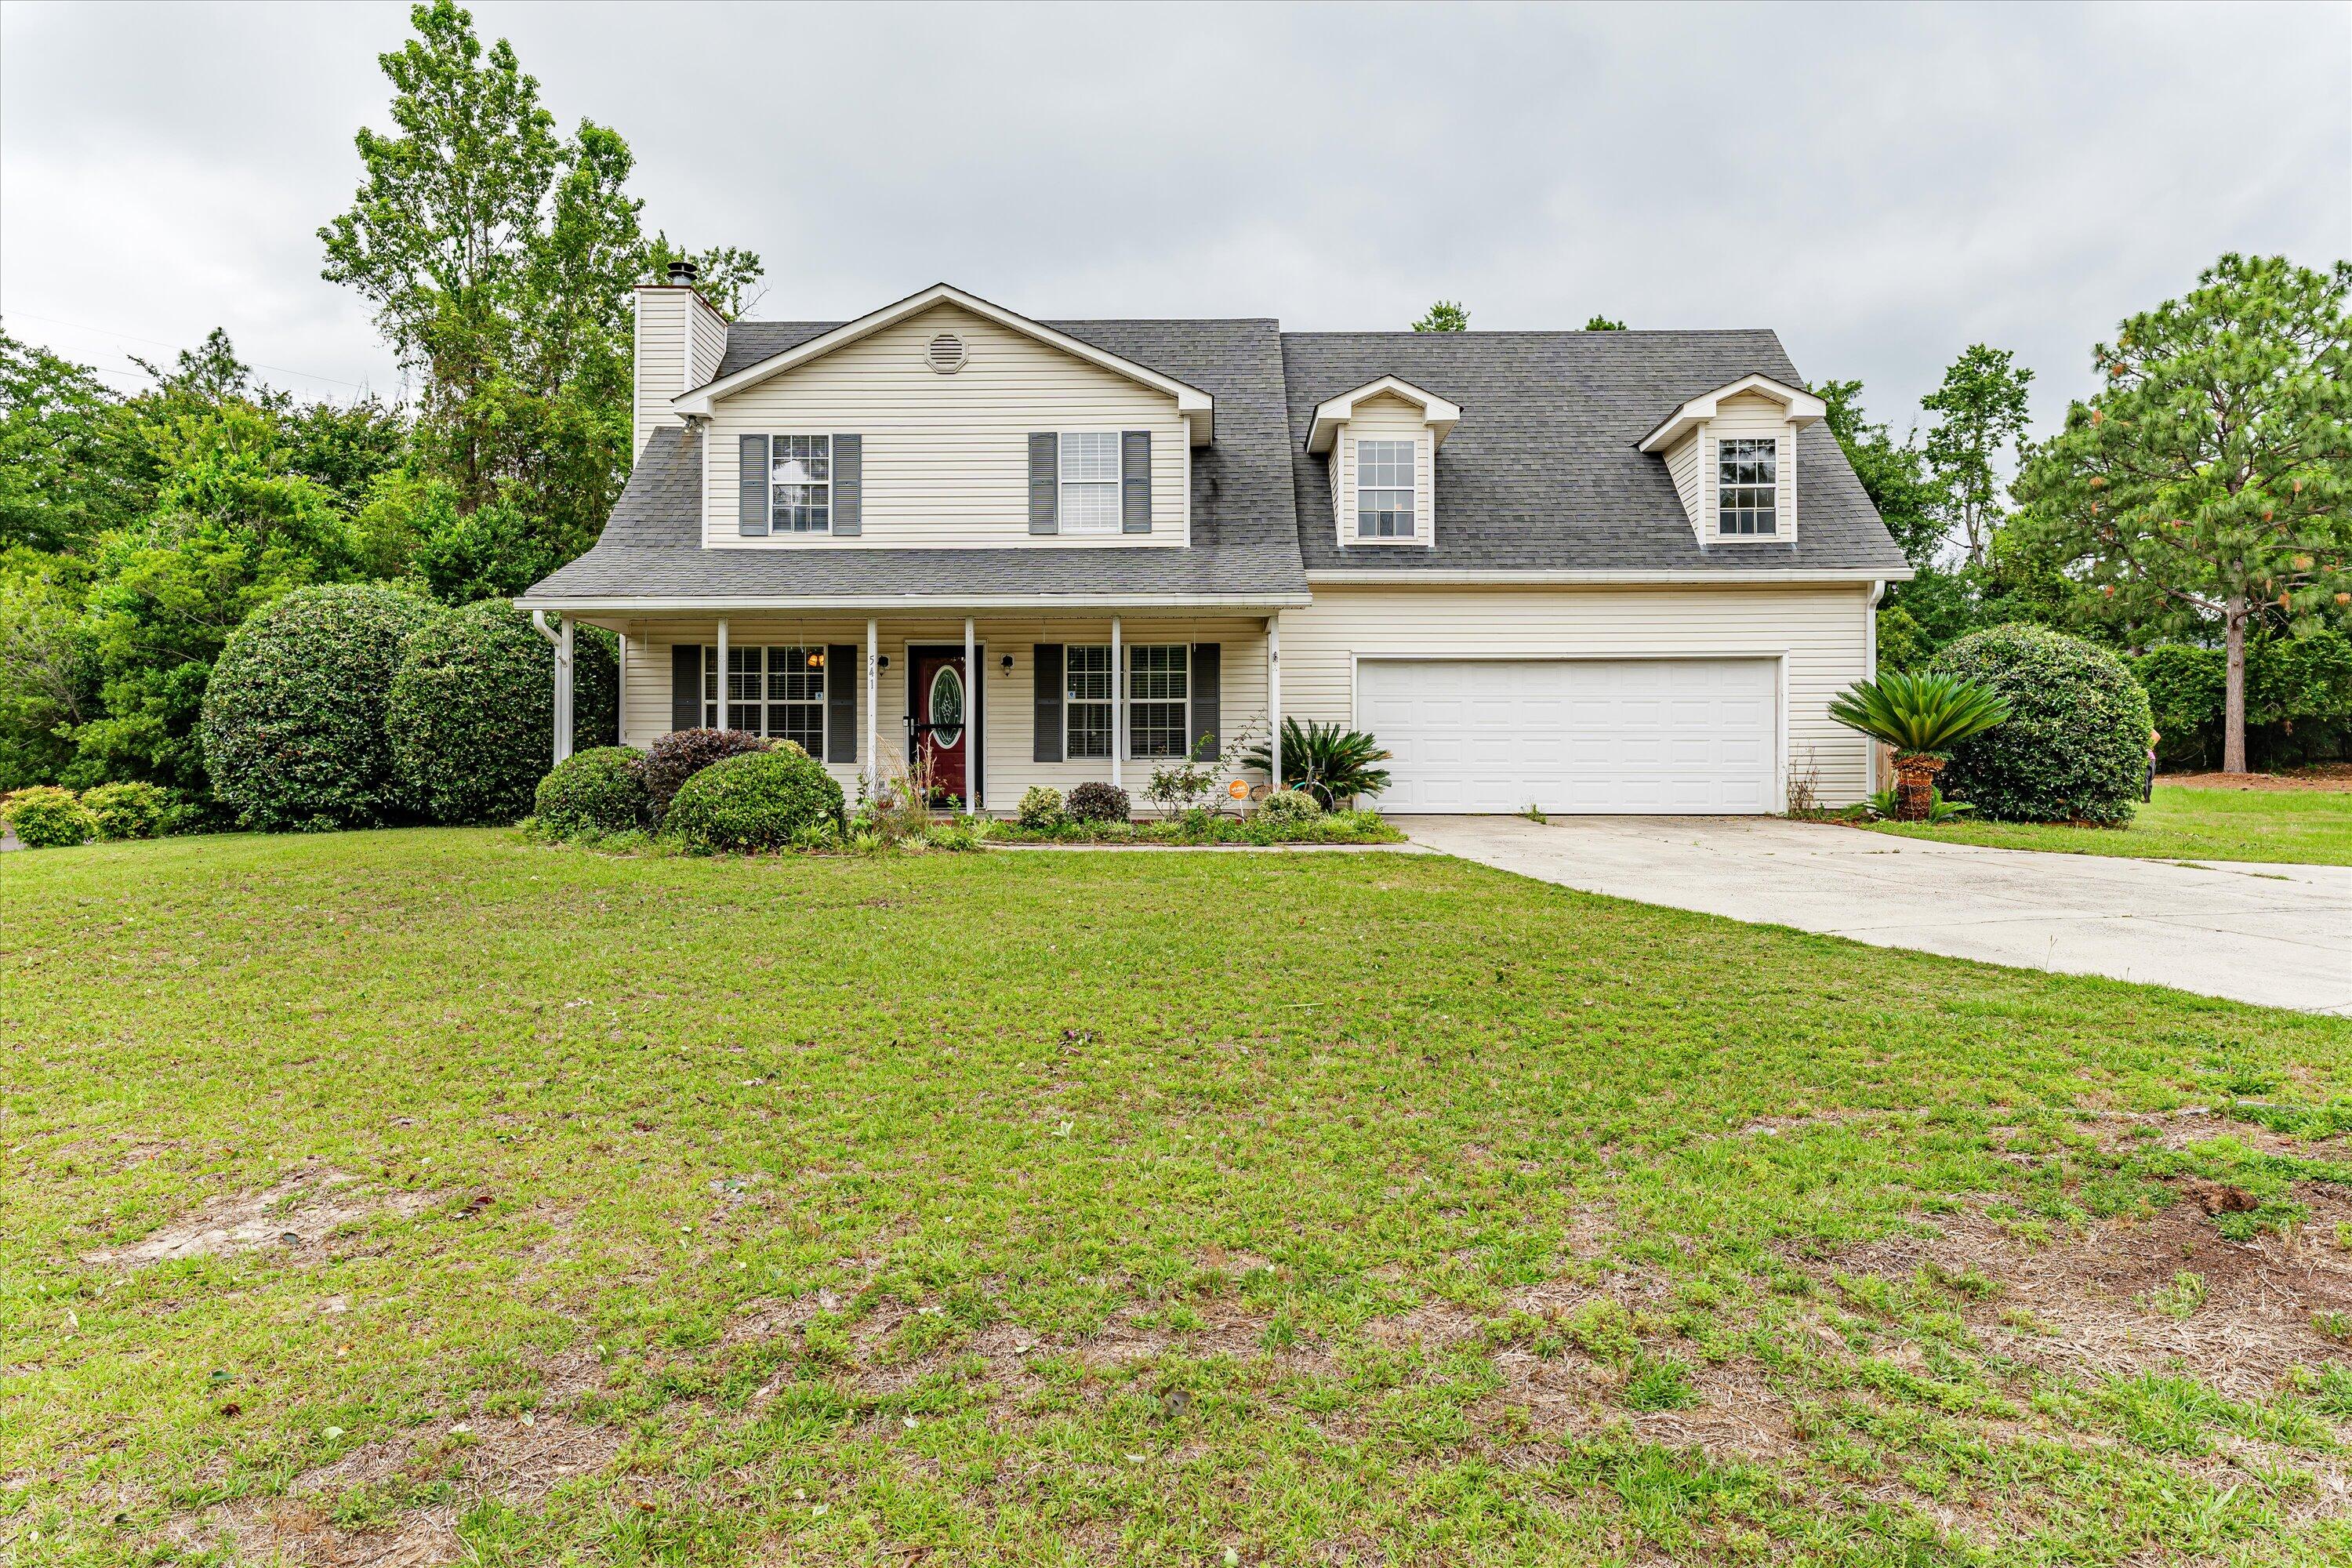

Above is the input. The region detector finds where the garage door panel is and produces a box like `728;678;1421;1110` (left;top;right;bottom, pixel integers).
1358;659;1778;815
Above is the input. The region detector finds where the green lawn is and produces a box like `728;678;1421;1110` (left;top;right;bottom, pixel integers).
1867;782;2352;866
5;829;2351;1566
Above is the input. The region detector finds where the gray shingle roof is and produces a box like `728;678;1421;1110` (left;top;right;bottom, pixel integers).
1280;329;1908;575
526;318;1904;605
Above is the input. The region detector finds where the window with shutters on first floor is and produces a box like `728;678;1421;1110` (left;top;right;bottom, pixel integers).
706;645;826;755
1065;644;1112;758
1127;644;1189;758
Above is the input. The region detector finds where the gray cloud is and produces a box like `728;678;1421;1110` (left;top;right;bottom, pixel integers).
3;0;2344;445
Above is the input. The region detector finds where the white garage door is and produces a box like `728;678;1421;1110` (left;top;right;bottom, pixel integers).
1356;658;1780;815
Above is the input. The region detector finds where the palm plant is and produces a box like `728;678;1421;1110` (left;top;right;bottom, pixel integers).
1243;717;1393;809
1828;670;2009;822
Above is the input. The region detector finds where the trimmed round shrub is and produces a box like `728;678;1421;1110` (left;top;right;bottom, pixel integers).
533;746;652;838
1929;622;2152;823
643;728;775;819
4;786;94;848
82;780;169;840
202;583;439;831
1064;781;1131;822
1015;786;1065;830
1258;788;1323;822
661;744;845;852
387;601;561;825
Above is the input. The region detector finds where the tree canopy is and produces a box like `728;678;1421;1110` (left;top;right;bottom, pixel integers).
1411;300;1468;333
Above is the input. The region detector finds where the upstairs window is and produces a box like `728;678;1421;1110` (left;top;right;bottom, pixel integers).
1356;439;1416;538
1717;437;1777;535
771;436;830;533
1060;432;1122;536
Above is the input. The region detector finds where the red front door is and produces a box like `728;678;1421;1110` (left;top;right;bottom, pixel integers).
913;652;968;805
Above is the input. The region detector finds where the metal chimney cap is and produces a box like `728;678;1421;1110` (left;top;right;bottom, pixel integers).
666;260;699;285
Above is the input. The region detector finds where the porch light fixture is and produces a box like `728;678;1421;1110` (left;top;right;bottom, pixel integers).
1000;653;1014;674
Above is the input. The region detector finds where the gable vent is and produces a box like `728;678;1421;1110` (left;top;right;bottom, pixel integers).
925;332;967;374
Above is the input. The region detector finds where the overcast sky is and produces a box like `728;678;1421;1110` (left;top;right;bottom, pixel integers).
3;1;2346;444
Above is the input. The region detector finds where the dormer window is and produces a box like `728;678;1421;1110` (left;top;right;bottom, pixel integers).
1356;440;1416;537
1717;437;1777;535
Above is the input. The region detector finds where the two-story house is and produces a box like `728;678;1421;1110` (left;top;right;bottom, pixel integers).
517;272;1911;815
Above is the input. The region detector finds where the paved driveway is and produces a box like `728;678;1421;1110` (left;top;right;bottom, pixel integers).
1399;815;2352;1014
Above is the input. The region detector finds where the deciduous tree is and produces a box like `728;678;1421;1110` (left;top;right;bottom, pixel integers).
1922;345;2033;568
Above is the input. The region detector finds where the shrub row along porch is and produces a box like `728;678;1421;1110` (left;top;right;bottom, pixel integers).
537;610;1287;813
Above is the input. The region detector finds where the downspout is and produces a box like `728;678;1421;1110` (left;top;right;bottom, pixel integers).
1865;580;1886;795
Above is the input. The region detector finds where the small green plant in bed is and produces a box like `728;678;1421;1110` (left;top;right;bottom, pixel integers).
985;808;1401;846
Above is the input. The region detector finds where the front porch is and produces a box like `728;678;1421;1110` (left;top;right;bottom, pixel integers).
551;609;1288;814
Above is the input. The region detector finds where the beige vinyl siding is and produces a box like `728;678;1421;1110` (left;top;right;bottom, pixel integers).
1664;430;1704;543
1280;583;1877;804
1704;391;1798;541
686;294;729;390
1333;394;1435;546
632;291;689;458
701;303;1189;550
619;618;1269;809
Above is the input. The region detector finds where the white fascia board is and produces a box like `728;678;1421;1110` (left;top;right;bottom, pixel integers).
1303;567;1913;586
669;281;1217;445
1305;376;1464;454
1636;373;1828;453
514;590;1313;614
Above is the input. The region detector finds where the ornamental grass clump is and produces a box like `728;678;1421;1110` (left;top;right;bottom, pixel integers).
1828;669;2011;821
661;744;845;853
532;747;652;840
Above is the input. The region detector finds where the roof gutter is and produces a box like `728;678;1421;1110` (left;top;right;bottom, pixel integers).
1302;568;1914;586
512;590;1316;614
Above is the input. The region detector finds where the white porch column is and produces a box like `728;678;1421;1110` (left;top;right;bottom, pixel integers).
615;630;628;747
1109;615;1123;790
866;618;880;800
964;616;979;814
556;618;575;763
714;618;731;731
1266;612;1281;794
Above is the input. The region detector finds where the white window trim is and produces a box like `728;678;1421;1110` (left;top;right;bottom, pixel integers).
1336;429;1436;550
770;434;832;535
1716;436;1779;538
1353;437;1417;541
1125;643;1192;760
1065;644;1115;760
706;644;827;758
1058;430;1123;538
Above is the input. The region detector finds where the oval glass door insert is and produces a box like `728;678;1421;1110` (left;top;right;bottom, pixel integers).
928;665;964;749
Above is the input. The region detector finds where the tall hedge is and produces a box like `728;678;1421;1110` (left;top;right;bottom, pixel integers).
1929;622;2151;824
2136;631;2352;770
201;583;439;831
387;601;561;824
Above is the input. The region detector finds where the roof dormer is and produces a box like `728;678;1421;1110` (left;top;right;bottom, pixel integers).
1639;373;1824;546
1307;376;1461;549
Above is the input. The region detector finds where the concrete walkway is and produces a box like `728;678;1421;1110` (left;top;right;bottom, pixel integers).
1399;815;2352;1014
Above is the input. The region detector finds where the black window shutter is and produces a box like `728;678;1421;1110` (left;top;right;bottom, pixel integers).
1189;643;1220;759
1029;434;1058;535
670;644;702;731
1122;430;1151;533
826;644;858;762
1033;644;1063;762
831;434;861;535
739;434;769;535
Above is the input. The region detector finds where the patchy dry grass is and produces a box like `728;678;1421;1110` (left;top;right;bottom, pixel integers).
4;827;2351;1565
